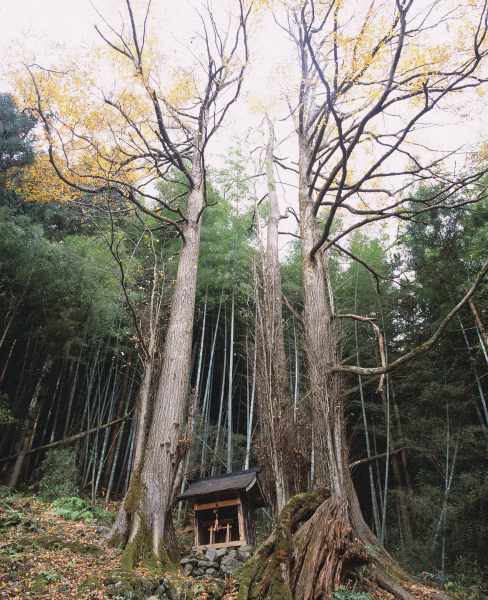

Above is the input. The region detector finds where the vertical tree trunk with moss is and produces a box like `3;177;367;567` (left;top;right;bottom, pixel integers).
297;135;420;598
110;154;205;566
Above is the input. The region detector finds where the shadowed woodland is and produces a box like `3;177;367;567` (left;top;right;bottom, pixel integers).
1;1;488;599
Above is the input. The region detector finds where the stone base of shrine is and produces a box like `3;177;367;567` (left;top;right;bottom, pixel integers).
179;544;255;578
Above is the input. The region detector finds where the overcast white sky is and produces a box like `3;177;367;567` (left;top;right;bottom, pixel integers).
0;1;295;231
1;1;487;250
0;1;287;166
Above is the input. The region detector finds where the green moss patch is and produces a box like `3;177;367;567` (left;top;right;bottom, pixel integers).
16;533;102;556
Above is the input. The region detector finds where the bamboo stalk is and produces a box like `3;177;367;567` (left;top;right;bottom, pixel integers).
8;355;53;488
201;297;223;473
354;267;381;535
227;293;235;473
106;367;137;502
211;312;227;476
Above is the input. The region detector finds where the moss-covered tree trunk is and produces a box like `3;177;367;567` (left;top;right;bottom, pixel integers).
238;140;450;600
294;138;447;599
109;155;205;567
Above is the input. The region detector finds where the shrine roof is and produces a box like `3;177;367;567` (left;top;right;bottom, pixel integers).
178;468;268;508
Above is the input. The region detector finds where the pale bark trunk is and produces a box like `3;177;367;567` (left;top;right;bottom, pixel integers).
354;269;381;535
293;320;299;422
390;384;413;547
176;297;207;523
93;364;118;501
0;307;16;351
201;300;222;473
64;350;82;437
211;313;227;475
298;139;347;496
106;382;133;503
294;135;419;599
244;332;257;470
255;116;295;512
0;338;16;384
111;154;205;566
380;375;391;544
469;299;488;359
458;314;488;426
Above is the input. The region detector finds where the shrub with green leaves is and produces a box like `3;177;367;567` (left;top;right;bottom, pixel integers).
38;448;79;500
52;496;114;524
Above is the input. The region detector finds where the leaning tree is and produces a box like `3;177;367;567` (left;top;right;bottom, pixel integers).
240;1;488;599
25;0;251;565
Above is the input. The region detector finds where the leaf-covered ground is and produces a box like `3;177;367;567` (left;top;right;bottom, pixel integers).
0;491;479;600
0;494;118;598
0;492;237;599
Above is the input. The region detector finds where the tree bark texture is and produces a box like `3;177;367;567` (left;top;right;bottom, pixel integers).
298;140;346;496
255;117;299;512
275;139;451;600
110;155;205;567
238;489;449;600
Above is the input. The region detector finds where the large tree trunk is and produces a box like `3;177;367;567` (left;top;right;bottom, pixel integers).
109;351;155;548
297;140;414;598
255;117;297;512
298;141;346;497
109;156;204;567
238;140;449;600
292;140;450;599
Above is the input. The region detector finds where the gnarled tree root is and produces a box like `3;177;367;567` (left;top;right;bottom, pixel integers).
237;490;451;600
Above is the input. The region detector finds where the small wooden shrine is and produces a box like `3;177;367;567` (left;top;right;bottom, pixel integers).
178;468;267;549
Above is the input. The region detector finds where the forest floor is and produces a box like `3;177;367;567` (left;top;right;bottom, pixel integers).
0;490;239;599
0;490;476;600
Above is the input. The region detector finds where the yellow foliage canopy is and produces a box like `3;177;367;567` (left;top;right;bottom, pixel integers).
6;154;82;204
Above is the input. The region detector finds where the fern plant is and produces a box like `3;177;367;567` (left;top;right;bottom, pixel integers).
52;496;114;524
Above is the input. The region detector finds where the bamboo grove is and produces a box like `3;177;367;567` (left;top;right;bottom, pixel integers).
2;1;488;598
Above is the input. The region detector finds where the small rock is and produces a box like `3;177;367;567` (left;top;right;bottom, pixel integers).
205;547;218;562
156;578;178;600
197;559;215;568
183;563;193;576
180;557;193;565
145;596;159;600
226;549;238;559
215;548;228;558
205;567;219;576
193;568;204;577
220;557;241;574
95;525;111;537
237;550;251;561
